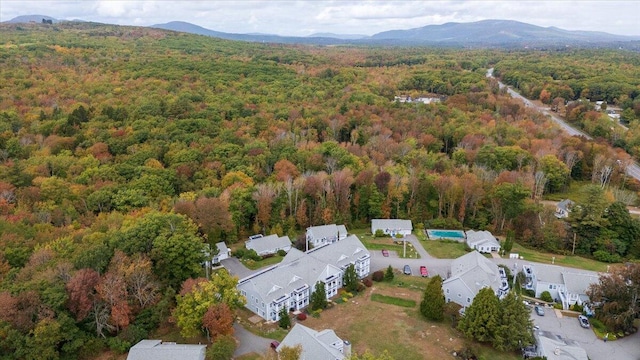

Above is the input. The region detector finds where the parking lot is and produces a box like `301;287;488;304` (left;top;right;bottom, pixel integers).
530;305;640;360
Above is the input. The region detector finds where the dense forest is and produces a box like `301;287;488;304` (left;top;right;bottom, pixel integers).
1;22;640;358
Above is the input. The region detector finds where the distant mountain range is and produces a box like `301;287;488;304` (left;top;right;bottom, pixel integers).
5;15;640;48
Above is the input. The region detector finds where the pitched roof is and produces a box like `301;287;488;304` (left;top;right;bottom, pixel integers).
532;264;564;285
126;340;206;360
444;251;502;296
215;241;229;254
246;234;291;254
238;235;369;304
465;230;500;248
561;272;600;295
535;331;588;360
277;324;345;360
557;199;575;211
371;219;413;230
307;224;347;240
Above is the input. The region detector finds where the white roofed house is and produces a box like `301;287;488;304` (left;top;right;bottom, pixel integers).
127;340;206;360
554;199;574;219
371;219;413;237
533;331;588;360
465;230;500;253
306;224;348;249
246;234;292;256
559;272;600;310
237;235;370;321
212;242;231;264
442;251;508;310
277;324;351;360
523;263;600;309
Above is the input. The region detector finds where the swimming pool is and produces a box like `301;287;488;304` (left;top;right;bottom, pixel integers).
426;229;466;240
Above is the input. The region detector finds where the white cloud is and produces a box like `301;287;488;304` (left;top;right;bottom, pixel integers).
1;0;639;36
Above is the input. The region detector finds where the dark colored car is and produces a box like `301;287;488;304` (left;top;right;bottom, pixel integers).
578;315;590;328
420;266;428;277
382;249;389;257
403;265;412;275
535;306;545;316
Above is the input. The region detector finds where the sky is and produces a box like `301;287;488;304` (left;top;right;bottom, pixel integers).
2;0;640;37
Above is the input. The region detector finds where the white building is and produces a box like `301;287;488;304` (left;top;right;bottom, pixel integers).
306;224;348;249
371;219;413;237
554;199;574;219
212;242;231;264
533;331;588;360
522;264;600;309
277;324;350;360
246;234;292;256
442;251;508;309
127;340;205;360
465;230;500;253
237;235;370;321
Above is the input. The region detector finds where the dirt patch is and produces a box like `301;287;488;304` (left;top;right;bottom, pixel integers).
298;284;464;359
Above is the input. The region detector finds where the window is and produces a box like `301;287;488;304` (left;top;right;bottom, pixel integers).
467;298;471;303
549;284;553;289
446;288;449;294
458;293;461;298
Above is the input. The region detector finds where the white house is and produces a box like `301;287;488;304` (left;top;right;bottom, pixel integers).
465;230;500;253
277;324;350;360
371;219;413;237
522;264;600;309
442;251;508;309
237;235;370;321
212;242;231;264
554;199;575;219
246;234;292;256
127;340;205;360
306;224;348;249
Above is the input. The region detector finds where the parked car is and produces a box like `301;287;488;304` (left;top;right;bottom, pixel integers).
578;315;590;328
535;306;545;316
381;249;389;257
420;266;428;277
270;340;280;350
403;265;412;275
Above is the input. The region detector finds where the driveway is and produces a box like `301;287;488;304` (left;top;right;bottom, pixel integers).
233;323;272;358
369;236;452;279
530;307;640;360
220;257;257;279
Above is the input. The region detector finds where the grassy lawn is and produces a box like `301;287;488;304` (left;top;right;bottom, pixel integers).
543;180;590;202
510;243;609;272
370;293;417;307
421;239;471;259
350;228;420;259
240;255;284;270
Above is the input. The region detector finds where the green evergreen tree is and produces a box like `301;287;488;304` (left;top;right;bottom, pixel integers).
503;230;514;253
310;281;328;311
343;264;359;293
493;292;534;351
420;275;445;321
384;265;394;282
457;288;500;343
278;307;291;329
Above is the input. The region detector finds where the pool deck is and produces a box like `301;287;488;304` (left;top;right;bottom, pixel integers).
425;229;466;241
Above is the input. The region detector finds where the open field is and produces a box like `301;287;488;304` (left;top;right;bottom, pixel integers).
350;228;421;259
421;239;471;259
237;276;520;360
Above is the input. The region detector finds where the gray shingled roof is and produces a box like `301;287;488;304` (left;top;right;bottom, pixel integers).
126;340;206;360
371;219;413;231
535;331;588;360
246;234;291;254
465;230;500;248
277;324;345;360
445;251;502;295
561;272;600;295
215;242;229;255
533;264;564;285
307;224;347;241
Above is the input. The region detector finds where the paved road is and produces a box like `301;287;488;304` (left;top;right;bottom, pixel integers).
221;257;260;279
233;323;272;358
530;306;640;360
487;68;640;184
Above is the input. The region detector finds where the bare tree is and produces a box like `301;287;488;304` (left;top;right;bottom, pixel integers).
533;171;548;201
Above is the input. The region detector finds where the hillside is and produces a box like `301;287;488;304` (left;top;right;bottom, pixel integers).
0;21;640;359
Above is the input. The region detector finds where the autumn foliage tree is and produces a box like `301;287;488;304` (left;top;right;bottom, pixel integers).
202;303;235;342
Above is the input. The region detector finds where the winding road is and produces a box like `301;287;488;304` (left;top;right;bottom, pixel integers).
486;68;640;182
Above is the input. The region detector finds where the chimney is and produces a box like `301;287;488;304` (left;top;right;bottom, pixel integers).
343;340;351;358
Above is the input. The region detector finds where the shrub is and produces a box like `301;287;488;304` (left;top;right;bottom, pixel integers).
540;291;553;303
372;270;384;282
296;313;307;321
571;304;584;313
553;303;563;309
277;249;287;257
593;250;622;263
357;283;366;292
374;229;386;238
107;337;131;354
384;265;394;281
523;289;535;297
363;278;373;287
233;248;246;258
311;309;322;318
